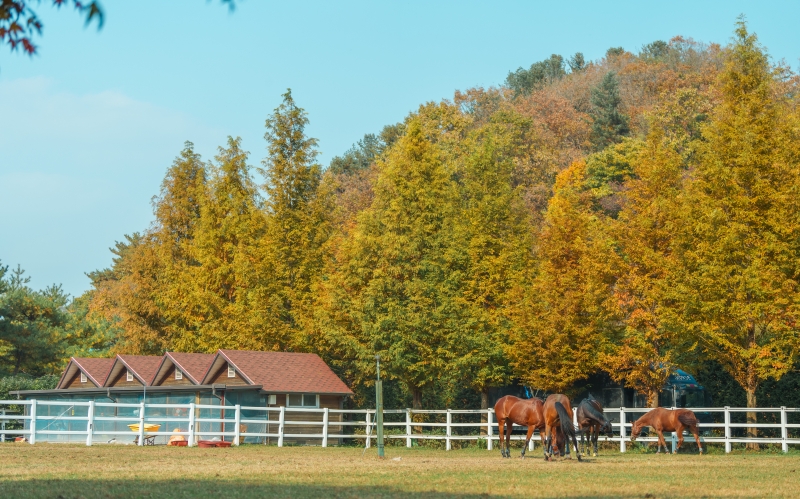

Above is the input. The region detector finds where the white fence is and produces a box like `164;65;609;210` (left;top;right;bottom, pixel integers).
1;400;798;453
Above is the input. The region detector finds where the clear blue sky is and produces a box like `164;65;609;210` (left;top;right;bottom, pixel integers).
2;0;798;298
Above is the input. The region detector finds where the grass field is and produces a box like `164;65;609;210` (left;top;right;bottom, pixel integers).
0;444;798;498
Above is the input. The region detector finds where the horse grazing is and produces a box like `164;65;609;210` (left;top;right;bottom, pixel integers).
494;395;545;459
542;394;581;461
575;396;613;457
631;408;703;454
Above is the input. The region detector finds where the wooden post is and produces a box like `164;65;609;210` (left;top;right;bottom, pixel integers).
405;409;412;448
365;411;372;449
724;406;731;454
619;407;626;453
277;406;285;448
137;402;145;447
188;402;196;447
86;400;95;447
486;409;493;451
446;409;452;451
234;404;241;446
781;406;788;453
2;408;6;443
29;400;37;445
322;408;329;448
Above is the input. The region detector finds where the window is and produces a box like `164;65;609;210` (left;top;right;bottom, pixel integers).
126;370;134;382
287;394;318;407
227;365;235;378
267;394;277;405
175;369;183;380
80;372;87;383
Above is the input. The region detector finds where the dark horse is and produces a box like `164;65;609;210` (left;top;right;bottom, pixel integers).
494;395;545;458
542;394;581;461
575;396;613;457
631;408;703;454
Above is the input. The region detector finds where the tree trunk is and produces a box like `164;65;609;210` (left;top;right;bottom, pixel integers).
412;387;423;435
480;388;489;436
746;384;759;450
649;388;659;409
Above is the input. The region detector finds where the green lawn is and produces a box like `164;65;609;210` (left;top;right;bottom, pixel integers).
0;444;798;498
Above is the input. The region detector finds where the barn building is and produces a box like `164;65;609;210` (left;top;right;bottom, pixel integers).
12;350;353;445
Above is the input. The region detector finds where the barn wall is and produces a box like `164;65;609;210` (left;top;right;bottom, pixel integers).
62;371;98;389
157;365;194;386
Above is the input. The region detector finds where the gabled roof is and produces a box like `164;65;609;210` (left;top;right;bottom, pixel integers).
201;350;353;395
104;355;163;386
56;357;114;388
151;352;215;385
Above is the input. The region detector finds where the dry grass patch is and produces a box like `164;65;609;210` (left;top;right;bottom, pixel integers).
0;444;798;498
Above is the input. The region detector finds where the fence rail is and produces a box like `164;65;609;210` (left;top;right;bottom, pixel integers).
1;400;798;453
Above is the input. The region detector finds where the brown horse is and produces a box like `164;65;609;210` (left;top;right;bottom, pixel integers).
576;396;613;457
494;395;546;458
542;394;581;461
631;408;703;454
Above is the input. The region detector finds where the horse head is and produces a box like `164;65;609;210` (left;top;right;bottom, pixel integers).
630;420;643;442
601;420;614;437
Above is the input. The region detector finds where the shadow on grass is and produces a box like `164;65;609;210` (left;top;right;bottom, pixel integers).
0;479;508;499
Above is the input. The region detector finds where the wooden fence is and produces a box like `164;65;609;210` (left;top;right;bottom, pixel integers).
1;401;798;453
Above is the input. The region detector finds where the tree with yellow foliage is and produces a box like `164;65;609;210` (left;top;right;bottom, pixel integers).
671;21;800;441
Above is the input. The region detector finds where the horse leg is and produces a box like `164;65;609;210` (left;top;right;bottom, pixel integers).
691;426;703;454
504;419;513;458
675;426;685;454
592;424;599;457
543;426;552;461
497;419;506;458
656;430;666;453
521;426;534;459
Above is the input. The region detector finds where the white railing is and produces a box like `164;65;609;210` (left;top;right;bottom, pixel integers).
1;400;797;453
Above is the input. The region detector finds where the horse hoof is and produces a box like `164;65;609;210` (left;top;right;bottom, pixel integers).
592;453;597;458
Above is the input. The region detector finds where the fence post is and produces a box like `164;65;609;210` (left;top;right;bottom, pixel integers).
86;400;95;447
446;409;452;451
365;411;372;449
2;408;6;443
188;402;196;447
322;408;329;448
29;400;37;445
406;409;412;448
487;409;493;451
781;406;788;453
278;406;285;448
619;407;626;453
137;402;145;446
724;406;731;454
234;405;241;446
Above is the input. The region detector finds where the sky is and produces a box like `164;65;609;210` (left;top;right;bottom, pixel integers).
2;0;799;298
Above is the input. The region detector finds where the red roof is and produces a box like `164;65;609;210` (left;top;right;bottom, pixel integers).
118;355;163;385
74;358;115;386
166;352;215;384
216;350;353;395
57;357;114;388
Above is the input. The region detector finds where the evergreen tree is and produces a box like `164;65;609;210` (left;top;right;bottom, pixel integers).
184;137;267;352
590;72;630;151
260;89;331;351
320;118;460;409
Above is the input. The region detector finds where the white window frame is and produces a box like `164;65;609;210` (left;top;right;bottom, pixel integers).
227;365;235;378
80;372;87;383
175;369;183;380
286;393;319;408
126;370;134;382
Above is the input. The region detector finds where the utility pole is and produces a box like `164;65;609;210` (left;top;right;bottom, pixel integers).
375;355;384;458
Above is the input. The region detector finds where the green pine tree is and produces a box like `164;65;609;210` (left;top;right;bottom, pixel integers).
590;71;630;151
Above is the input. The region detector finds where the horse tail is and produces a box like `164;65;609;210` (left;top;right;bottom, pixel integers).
678;411;699;427
555;402;576;440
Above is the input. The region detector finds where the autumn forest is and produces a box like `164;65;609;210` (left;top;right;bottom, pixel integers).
2;22;800;416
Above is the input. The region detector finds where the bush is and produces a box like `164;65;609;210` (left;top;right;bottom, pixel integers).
0;374;59;401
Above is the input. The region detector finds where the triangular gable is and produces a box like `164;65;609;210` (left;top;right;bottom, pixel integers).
200;351;254;385
103;355;162;387
151;352;214;385
57;357;114;389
